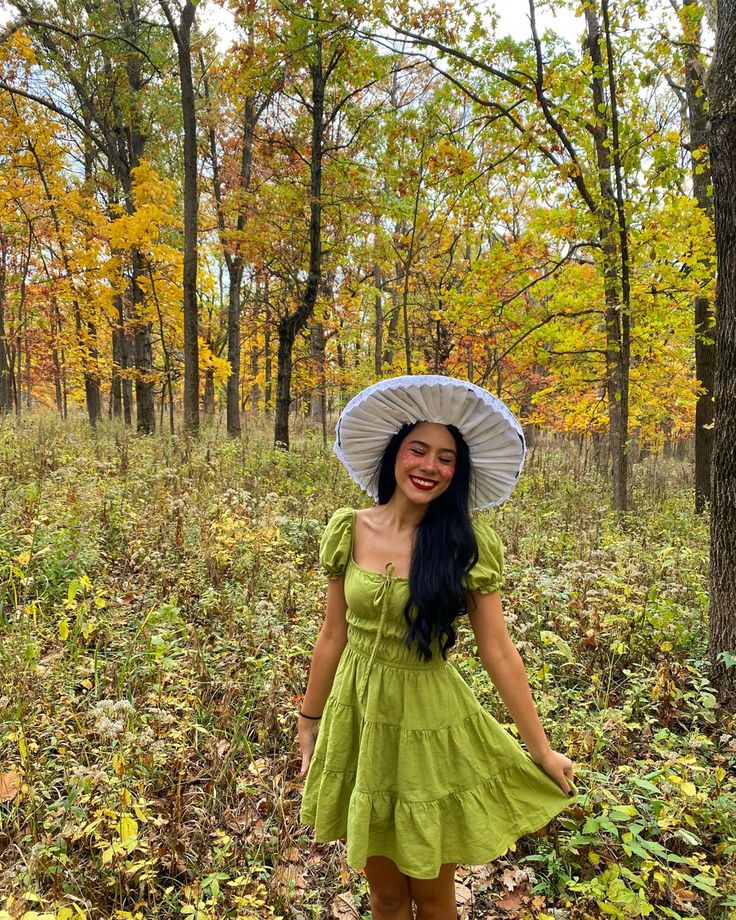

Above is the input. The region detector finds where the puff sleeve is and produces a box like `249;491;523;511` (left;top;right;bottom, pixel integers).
463;519;504;594
318;507;354;579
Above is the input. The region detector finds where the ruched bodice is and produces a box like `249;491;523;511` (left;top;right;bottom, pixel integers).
345;558;446;672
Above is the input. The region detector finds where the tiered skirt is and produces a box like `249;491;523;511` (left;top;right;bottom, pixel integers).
300;642;576;880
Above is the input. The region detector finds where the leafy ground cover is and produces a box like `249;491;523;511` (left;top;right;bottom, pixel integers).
0;416;733;920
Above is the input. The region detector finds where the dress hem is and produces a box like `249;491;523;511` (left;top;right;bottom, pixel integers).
302;801;572;880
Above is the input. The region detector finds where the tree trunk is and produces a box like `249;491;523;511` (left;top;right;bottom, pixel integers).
275;316;298;447
24;326;31;409
250;344;260;411
83;321;101;426
111;324;122;418
374;262;383;376
69;309;99;423
264;287;272;411
130;247;155;432
433;300;453;373
602;0;631;511
111;289;134;427
373;207;383;375
124;51;155;434
175;0;200;434
384;245;403;368
15;239;29;417
274;43;328;448
61;344;68;419
705;0;736;708
52;297;64;417
0;235;12;414
226;268;243;433
585;5;629;512
310;320;326;424
75;305;101;428
683;0;716;513
203;366;215;420
122;334;133;427
400;145;426;376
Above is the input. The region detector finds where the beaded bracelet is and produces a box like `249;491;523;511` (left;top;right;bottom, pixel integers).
299;710;322;720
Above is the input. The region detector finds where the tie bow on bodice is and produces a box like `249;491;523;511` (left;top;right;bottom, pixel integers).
373;561;396;608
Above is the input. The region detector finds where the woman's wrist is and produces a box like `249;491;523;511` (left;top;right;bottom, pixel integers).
528;741;553;761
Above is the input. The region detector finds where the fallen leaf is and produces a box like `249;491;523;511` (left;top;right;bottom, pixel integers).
331;891;359;919
456;882;472;906
272;864;306;892
495;888;525;913
673;887;697;906
0;771;21;803
501;866;526;890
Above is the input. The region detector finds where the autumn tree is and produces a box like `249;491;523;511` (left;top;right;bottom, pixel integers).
365;0;712;510
0;34;85;418
200;0;270;437
266;0;384;449
1;0;169;432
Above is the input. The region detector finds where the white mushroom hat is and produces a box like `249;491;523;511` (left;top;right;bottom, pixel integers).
333;374;526;510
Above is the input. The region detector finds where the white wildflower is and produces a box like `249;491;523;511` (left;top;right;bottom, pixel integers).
148;707;175;727
96;716;125;739
150;740;167;761
90;698;135;739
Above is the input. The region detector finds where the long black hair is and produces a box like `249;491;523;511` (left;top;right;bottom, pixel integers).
370;421;479;662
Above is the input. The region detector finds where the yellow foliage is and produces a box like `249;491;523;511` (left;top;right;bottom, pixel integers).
200;339;232;389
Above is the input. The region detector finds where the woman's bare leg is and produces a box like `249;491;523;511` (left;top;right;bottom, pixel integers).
409;863;457;920
364;855;414;920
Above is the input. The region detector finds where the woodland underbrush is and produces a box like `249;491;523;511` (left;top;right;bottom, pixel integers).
0;415;733;920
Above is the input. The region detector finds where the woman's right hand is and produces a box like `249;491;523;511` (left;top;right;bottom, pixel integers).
532;747;575;795
298;716;320;777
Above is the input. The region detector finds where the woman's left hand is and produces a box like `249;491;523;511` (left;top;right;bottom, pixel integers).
532;748;575;795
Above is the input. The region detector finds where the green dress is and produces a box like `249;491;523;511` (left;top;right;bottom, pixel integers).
300;507;577;880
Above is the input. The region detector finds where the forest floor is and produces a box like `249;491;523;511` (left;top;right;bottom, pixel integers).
0;414;734;920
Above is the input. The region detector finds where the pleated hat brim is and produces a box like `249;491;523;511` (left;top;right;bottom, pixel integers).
334;374;526;510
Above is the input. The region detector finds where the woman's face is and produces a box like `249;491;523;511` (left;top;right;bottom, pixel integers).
394;422;457;504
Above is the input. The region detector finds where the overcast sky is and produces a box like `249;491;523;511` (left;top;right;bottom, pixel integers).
196;0;586;51
0;0;703;50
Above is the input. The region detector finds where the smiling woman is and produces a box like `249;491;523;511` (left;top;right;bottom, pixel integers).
297;375;577;917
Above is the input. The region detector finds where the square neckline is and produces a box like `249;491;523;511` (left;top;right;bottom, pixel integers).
348;508;410;581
